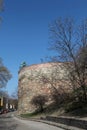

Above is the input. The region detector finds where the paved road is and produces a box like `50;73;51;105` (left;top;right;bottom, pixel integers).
0;112;64;130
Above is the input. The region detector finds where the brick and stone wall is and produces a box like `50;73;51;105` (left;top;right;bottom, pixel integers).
18;62;70;114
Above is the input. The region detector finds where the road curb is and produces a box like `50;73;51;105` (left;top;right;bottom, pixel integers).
14;115;84;130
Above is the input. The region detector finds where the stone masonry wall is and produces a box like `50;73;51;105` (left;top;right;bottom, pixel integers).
18;62;70;114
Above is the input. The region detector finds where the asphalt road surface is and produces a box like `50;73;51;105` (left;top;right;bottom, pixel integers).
0;112;64;130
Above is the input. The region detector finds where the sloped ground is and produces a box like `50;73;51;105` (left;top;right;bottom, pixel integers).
19;102;87;130
20;101;87;118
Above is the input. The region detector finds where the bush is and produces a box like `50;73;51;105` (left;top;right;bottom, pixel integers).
65;101;84;112
51;89;70;105
31;94;48;112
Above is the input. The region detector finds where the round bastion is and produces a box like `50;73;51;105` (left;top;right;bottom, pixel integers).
18;62;69;114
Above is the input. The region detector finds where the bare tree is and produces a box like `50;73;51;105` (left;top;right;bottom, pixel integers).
0;90;9;98
11;87;18;99
31;94;48;112
0;0;4;22
49;18;87;102
0;58;12;88
37;63;70;104
0;1;11;89
0;0;3;11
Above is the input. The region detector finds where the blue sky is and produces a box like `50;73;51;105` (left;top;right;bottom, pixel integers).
0;0;87;95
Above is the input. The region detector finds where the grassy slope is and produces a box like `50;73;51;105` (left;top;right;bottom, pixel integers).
20;102;87;119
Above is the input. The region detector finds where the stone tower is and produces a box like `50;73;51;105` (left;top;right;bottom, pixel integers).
18;62;69;114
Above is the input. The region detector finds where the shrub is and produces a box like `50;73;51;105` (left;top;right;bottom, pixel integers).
31;94;48;112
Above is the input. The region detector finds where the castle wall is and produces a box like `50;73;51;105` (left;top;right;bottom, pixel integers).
18;62;70;114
